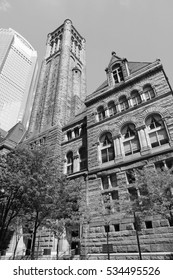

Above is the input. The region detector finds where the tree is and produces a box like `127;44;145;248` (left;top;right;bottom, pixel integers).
44;177;83;259
122;165;173;259
0;148;29;255
17;145;62;259
0;145;83;259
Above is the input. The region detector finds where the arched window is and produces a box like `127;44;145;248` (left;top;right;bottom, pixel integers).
145;114;168;148
97;106;105;121
100;132;115;163
79;147;87;170
112;64;124;83
121;123;140;156
66;151;73;174
143;84;155;100
119;95;129;111
131;90;142;106
108;101;116;116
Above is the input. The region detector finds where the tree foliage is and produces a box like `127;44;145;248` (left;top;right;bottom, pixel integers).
0;145;83;259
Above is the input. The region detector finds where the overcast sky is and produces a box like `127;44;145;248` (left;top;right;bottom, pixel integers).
1;0;173;94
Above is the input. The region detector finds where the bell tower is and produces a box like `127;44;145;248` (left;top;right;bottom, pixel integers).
27;19;86;136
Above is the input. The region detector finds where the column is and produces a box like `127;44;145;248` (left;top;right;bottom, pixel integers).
96;142;102;165
71;129;75;139
116;103;121;113
137;126;151;155
140;90;145;102
128;97;133;108
105;107;109;118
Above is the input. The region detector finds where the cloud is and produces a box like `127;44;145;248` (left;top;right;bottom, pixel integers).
0;0;11;11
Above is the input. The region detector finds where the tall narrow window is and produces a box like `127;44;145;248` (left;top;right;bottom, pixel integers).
67;131;72;141
66;152;73;175
121;123;140;156
146;114;168;148
100;132;115;163
143;84;155;100
131;90;142;106
112;64;124;83
108;101;116;116
97;106;105;121
79;147;87;170
119;96;129;111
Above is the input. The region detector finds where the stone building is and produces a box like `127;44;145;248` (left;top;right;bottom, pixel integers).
24;19;173;259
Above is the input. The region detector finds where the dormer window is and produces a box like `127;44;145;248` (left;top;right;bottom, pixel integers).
112;64;124;84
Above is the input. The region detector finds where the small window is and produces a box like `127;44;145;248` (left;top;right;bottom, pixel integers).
145;221;153;229
101;177;109;190
108;101;116;116
165;159;173;170
114;224;120;232
119;96;129;111
74;127;79;138
112;64;124;83
168;217;173;227
110;174;117;188
100;132;115;163
155;161;165;171
126;169;136;184
97;106;105;121
67;131;72;141
143;84;155;100
146;114;168;148
111;190;119;200
71;230;79;237
128;187;138;201
121;123;140;156
79;147;87;170
66;151;73;174
131;90;142;106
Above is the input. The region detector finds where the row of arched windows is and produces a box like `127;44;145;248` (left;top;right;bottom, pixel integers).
99;114;169;163
65;147;87;175
64;114;169;174
97;84;155;122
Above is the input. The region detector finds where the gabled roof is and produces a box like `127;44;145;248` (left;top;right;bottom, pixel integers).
0;122;26;151
107;51;122;68
0;128;7;142
91;57;155;96
128;61;152;74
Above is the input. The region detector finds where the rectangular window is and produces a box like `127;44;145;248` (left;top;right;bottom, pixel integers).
145;221;152;229
110;174;117;188
111;190;119;200
155;161;165;170
102;177;109;190
126;170;136;184
114;224;120;231
128;187;138;201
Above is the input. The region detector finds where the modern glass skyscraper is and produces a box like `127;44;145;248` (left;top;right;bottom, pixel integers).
0;28;38;131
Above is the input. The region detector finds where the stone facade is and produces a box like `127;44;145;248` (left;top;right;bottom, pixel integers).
24;21;173;260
